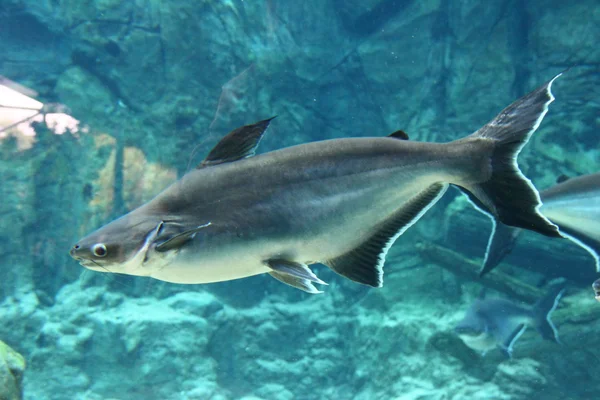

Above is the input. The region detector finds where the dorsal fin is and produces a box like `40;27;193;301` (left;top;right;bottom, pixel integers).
388;129;409;140
556;174;570;184
198;116;275;168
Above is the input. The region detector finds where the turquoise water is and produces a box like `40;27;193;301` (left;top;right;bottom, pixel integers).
1;1;599;399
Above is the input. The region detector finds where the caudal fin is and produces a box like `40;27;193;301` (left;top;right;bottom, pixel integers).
480;222;523;277
532;282;566;343
459;74;563;238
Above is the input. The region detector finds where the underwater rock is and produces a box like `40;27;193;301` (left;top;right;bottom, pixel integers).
334;0;417;36
0;340;25;400
0;274;598;400
0;1;69;91
55;67;116;121
121;146;177;210
529;1;600;66
0;1;599;399
253;384;294;400
0;155;36;298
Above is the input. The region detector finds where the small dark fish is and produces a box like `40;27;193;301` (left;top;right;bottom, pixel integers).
82;183;93;201
69;75;561;294
455;283;566;357
477;172;600;277
593;279;600;302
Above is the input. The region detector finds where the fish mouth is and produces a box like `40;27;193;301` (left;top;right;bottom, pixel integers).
79;260;99;269
75;259;106;270
70;250;104;270
593;279;600;302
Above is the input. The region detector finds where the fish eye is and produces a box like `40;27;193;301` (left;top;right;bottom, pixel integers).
92;243;108;257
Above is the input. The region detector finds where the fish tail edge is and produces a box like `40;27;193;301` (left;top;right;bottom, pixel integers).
457;73;563;238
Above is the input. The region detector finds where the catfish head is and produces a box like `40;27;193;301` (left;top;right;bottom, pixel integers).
454;309;489;340
453;298;498;353
69;211;167;276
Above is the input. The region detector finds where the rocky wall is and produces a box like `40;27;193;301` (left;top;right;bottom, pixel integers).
0;0;599;399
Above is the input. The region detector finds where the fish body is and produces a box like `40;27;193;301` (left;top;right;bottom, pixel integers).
70;75;561;293
455;283;565;357
130;139;480;283
479;172;600;277
542;173;600;260
75;139;476;286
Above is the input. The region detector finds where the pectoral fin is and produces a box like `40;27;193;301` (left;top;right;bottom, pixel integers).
155;222;211;252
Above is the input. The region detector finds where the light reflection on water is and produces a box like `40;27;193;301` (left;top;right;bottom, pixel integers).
0;77;81;149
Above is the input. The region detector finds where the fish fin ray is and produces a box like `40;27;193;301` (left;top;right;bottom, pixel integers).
268;271;323;294
199;117;275;167
459;73;562;238
325;183;447;287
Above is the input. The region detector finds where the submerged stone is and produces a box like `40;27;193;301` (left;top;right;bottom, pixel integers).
0;340;25;400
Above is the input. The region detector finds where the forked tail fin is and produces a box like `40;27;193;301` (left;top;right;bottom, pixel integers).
458;73;563;238
532;282;566;343
480;222;523;277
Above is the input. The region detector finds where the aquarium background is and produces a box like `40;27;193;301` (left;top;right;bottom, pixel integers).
1;1;599;399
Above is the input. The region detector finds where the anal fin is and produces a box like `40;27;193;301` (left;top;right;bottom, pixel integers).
325;183;448;287
499;323;527;359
